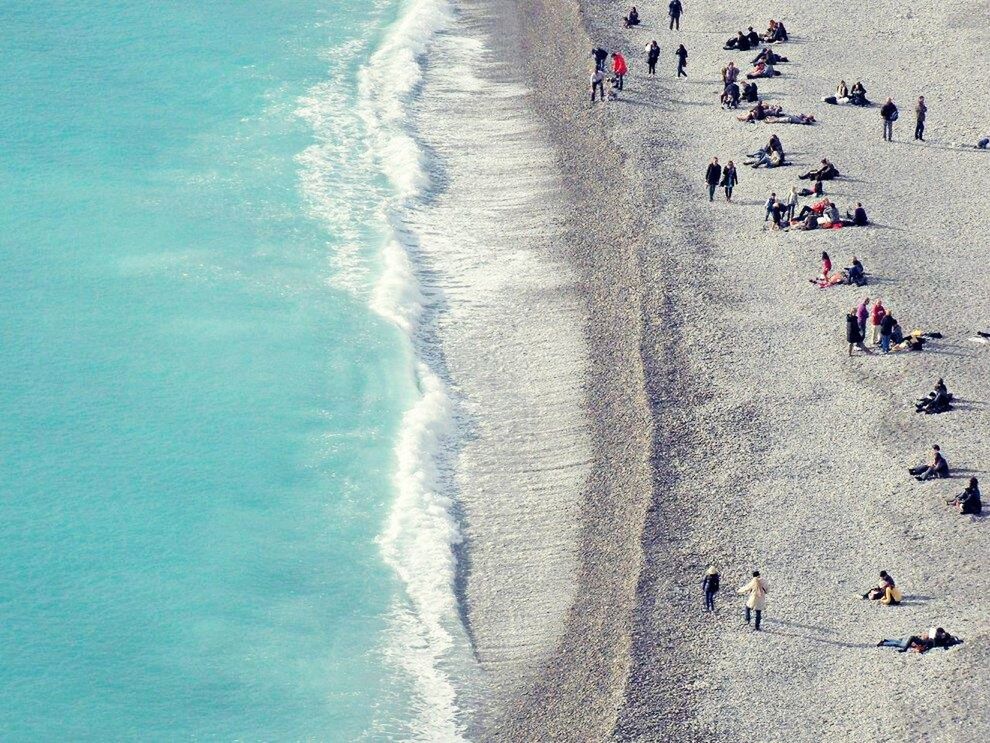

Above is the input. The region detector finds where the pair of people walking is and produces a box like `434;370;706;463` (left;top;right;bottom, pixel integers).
704;157;737;201
702;567;769;631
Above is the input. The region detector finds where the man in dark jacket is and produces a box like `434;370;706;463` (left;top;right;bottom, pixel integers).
847;311;871;356
668;0;683;30
879;311;895;353
881;97;898;141
705;157;721;201
915;96;927;141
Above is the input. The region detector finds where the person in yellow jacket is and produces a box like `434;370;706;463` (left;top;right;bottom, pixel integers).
737;570;769;630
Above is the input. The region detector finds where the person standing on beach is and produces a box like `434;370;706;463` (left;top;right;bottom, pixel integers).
847;309;872;356
915;96;927;141
675;44;688;77
611;51;628;91
592;46;609;72
645;40;660;75
668;0;683;30
856;297;871;340
703;566;720;613
721;160;738;201
881;97;898;141
785;186;798;221
763;192;776;221
590;68;605;103
705;157;721;201
879;311;895;353
870;299;886;345
737;571;768;631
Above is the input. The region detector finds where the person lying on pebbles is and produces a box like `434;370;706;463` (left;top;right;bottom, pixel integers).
947;477;982;515
751;47;788;65
909;444;950;481
763;112;816;125
737;101;776;121
878;628;962;653
746;60;780;79
861;571;900;603
798;179;825;197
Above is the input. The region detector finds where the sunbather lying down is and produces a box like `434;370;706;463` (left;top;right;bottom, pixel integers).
737;102;781;122
746;61;780;79
878;628;961;654
763;113;816;124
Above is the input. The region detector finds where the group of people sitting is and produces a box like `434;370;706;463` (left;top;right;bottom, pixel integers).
823;80;871;106
723;20;788;50
916;378;953;414
787;198;868;231
810;252;867;287
722;82;760;109
862;571;901;605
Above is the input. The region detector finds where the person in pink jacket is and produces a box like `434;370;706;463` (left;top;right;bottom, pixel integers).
611;52;628;91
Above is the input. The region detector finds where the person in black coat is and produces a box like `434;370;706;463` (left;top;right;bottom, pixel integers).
705;157;721;201
675;44;688;77
847;311;871;356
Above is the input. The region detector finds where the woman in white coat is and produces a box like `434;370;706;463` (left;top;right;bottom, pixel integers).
737;570;769;630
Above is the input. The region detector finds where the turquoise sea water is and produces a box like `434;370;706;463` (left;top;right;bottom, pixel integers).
1;1;426;738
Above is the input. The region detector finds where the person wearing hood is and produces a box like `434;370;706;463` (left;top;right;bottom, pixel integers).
611;52;628;90
702;566;721;612
738;571;769;630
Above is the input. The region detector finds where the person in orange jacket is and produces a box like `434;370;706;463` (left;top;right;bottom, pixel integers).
611;52;628;91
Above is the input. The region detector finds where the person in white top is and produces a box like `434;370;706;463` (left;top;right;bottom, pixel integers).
737;570;769;630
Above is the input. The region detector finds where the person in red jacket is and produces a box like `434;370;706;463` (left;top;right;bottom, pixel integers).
611;52;628;91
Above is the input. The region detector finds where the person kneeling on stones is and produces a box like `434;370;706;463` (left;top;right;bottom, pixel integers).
862;570;901;604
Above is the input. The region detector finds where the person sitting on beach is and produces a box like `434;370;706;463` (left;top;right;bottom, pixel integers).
796;197;830;221
844;256;867;286
862;571;899;603
745;27;761;47
978;134;989;149
745;148;783;168
837;80;849;99
878;628;962;653
916;378;952;414
623;6;640;27
845;202;869;226
762;19;788;43
799;158;839;181
721;82;741;109
909;444;949;481
819;201;841;227
798;179;824;197
948;477;982;515
764;112;816;125
850;81;870;105
724;31;751;51
746;61;780;79
742;81;759;103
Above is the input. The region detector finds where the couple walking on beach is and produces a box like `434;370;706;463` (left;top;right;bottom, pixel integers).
703;567;769;631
